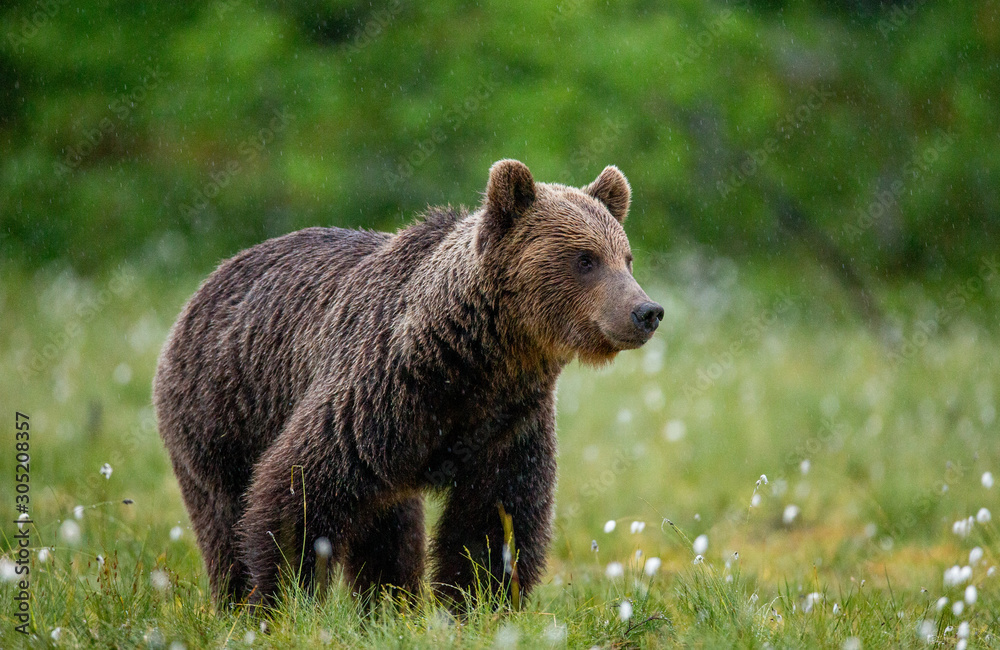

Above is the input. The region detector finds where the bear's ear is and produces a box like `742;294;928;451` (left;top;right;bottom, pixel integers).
478;159;536;253
584;165;631;224
486;159;536;217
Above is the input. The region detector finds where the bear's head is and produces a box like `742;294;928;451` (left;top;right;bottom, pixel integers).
476;159;663;365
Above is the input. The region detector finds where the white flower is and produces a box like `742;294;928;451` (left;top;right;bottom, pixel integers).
644;557;662;576
59;520;81;545
150;569;170;591
0;557;17;582
605;562;624;579
693;554;704;564
100;463;113;479
970;547;984;565
983;471;995;489
113;363;133;384
803;592;823;613
73;505;85;520
630;521;646;534
751;493;762;508
800;459;811;475
976;507;991;524
693;534;709;555
663;419;686;442
964;585;977;606
543;622;566;645
989;566;997;577
918;619;935;641
494;622;519;648
243;631;256;645
619;600;633;621
38;548;50;563
953;517;974;538
314;536;332;559
960;565;973;583
935;596;948;611
842;636;861;650
170;526;183;542
144;629;165;647
783;504;801;525
591;540;599;553
832;602;841;616
757;474;768;487
958;621;970;639
51;627;63;641
17;512;29;529
952;600;964;616
957;641;967;650
96;555;105;567
603;520;617;533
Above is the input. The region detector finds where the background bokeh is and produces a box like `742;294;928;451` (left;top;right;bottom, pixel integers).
2;0;997;278
2;1;1000;647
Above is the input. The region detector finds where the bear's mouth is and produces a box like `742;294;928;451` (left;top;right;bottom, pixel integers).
597;324;653;351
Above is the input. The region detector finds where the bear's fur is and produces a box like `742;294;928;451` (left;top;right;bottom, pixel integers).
153;159;662;607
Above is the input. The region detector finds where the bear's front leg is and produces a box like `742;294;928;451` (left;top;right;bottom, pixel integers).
431;407;556;609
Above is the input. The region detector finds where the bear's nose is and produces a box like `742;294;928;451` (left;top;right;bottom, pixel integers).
631;301;664;334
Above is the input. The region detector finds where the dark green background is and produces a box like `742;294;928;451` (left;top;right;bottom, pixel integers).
2;0;996;278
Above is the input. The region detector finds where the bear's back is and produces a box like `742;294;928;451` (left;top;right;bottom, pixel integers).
154;226;391;486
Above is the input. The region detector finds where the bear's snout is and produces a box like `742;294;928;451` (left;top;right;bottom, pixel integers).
631;301;664;335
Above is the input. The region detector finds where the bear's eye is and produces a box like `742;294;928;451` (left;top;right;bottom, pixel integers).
576;252;596;274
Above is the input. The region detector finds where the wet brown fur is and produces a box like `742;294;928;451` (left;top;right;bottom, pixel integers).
153;160;657;608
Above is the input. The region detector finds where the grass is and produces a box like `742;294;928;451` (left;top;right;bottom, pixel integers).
2;250;999;648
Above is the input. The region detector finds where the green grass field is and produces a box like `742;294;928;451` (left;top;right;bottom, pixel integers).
2;254;999;648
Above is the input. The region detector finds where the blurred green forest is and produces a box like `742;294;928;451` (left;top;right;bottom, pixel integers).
1;0;998;277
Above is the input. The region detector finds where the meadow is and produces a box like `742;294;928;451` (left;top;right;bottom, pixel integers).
2;252;999;648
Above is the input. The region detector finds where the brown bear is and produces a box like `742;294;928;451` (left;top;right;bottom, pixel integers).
153;159;663;607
